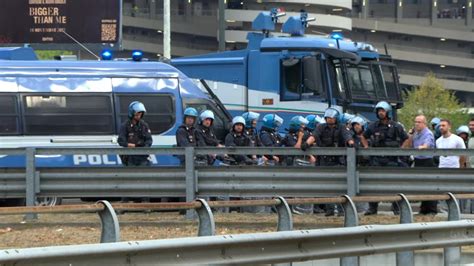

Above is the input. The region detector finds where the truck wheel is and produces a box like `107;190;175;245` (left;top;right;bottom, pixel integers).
35;197;62;206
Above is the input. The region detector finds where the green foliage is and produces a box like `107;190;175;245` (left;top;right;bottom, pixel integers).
35;50;73;60
398;73;469;131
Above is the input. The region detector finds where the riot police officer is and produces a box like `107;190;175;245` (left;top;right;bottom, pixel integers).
117;101;153;206
242;111;262;147
303;108;353;166
350;117;369;147
243;111;268;163
175;107;199;164
196;110;224;165
303;108;353;216
363;101;409;215
225;116;255;165
118;101;153;166
349;116;370;165
260;114;284;164
431;117;442;140
304;114;323;165
305;115;323;141
282;116;308;165
456;125;470;148
196;110;220;146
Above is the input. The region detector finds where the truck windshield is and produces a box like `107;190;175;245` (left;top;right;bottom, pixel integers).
334;60;401;103
280;55;401;105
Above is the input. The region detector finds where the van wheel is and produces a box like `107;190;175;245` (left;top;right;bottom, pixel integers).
35;197;62;206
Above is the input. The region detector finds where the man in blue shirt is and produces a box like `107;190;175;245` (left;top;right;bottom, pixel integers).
411;115;437;214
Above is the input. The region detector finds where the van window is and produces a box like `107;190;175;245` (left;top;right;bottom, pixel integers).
117;94;175;134
0;95;20;135
281;56;327;101
280;58;302;101
22;94;114;135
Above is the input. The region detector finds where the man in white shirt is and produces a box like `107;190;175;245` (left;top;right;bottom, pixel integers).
436;119;466;168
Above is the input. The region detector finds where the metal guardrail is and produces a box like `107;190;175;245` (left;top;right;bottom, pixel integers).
0;201;120;244
0;193;472;266
1;221;473;266
1;147;474;219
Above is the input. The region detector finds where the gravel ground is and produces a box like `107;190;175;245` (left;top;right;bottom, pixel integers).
0;211;472;253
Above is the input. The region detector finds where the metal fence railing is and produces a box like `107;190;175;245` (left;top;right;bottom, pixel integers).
3;221;473;265
1;147;474;218
0;193;473;266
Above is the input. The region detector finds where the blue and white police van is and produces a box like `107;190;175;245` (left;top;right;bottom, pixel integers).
0;57;231;169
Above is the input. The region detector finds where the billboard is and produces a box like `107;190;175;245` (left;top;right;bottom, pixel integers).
0;0;121;44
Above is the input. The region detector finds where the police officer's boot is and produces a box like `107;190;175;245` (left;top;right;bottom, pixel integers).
313;204;325;214
325;204;336;217
364;202;378;216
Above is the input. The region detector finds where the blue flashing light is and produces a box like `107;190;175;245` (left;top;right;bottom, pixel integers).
100;49;113;60
132;50;143;62
330;32;344;40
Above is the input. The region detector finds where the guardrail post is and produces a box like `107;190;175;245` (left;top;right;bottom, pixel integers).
24;147;37;221
346;148;357;197
97;200;120;243
340;195;359;266
396;193;414;266
276;196;293;232
444;192;461;266
196;198;215;236
185;147;196;219
274;196;293;266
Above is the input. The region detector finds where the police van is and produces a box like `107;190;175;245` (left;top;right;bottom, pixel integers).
0;58;231;169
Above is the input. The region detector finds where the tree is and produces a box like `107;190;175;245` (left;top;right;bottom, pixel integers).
35;50;73;60
398;73;469;131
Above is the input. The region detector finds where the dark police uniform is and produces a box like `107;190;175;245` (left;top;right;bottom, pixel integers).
302;127;320;166
351;131;370;166
313;123;352;215
245;128;262;147
364;120;408;166
196;124;220;147
282;129;303;166
260;126;283;162
176;124;198;147
175;124;199;163
314;123;352;166
364;120;408;214
225;130;254;164
196;124;221;164
118;119;153;166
